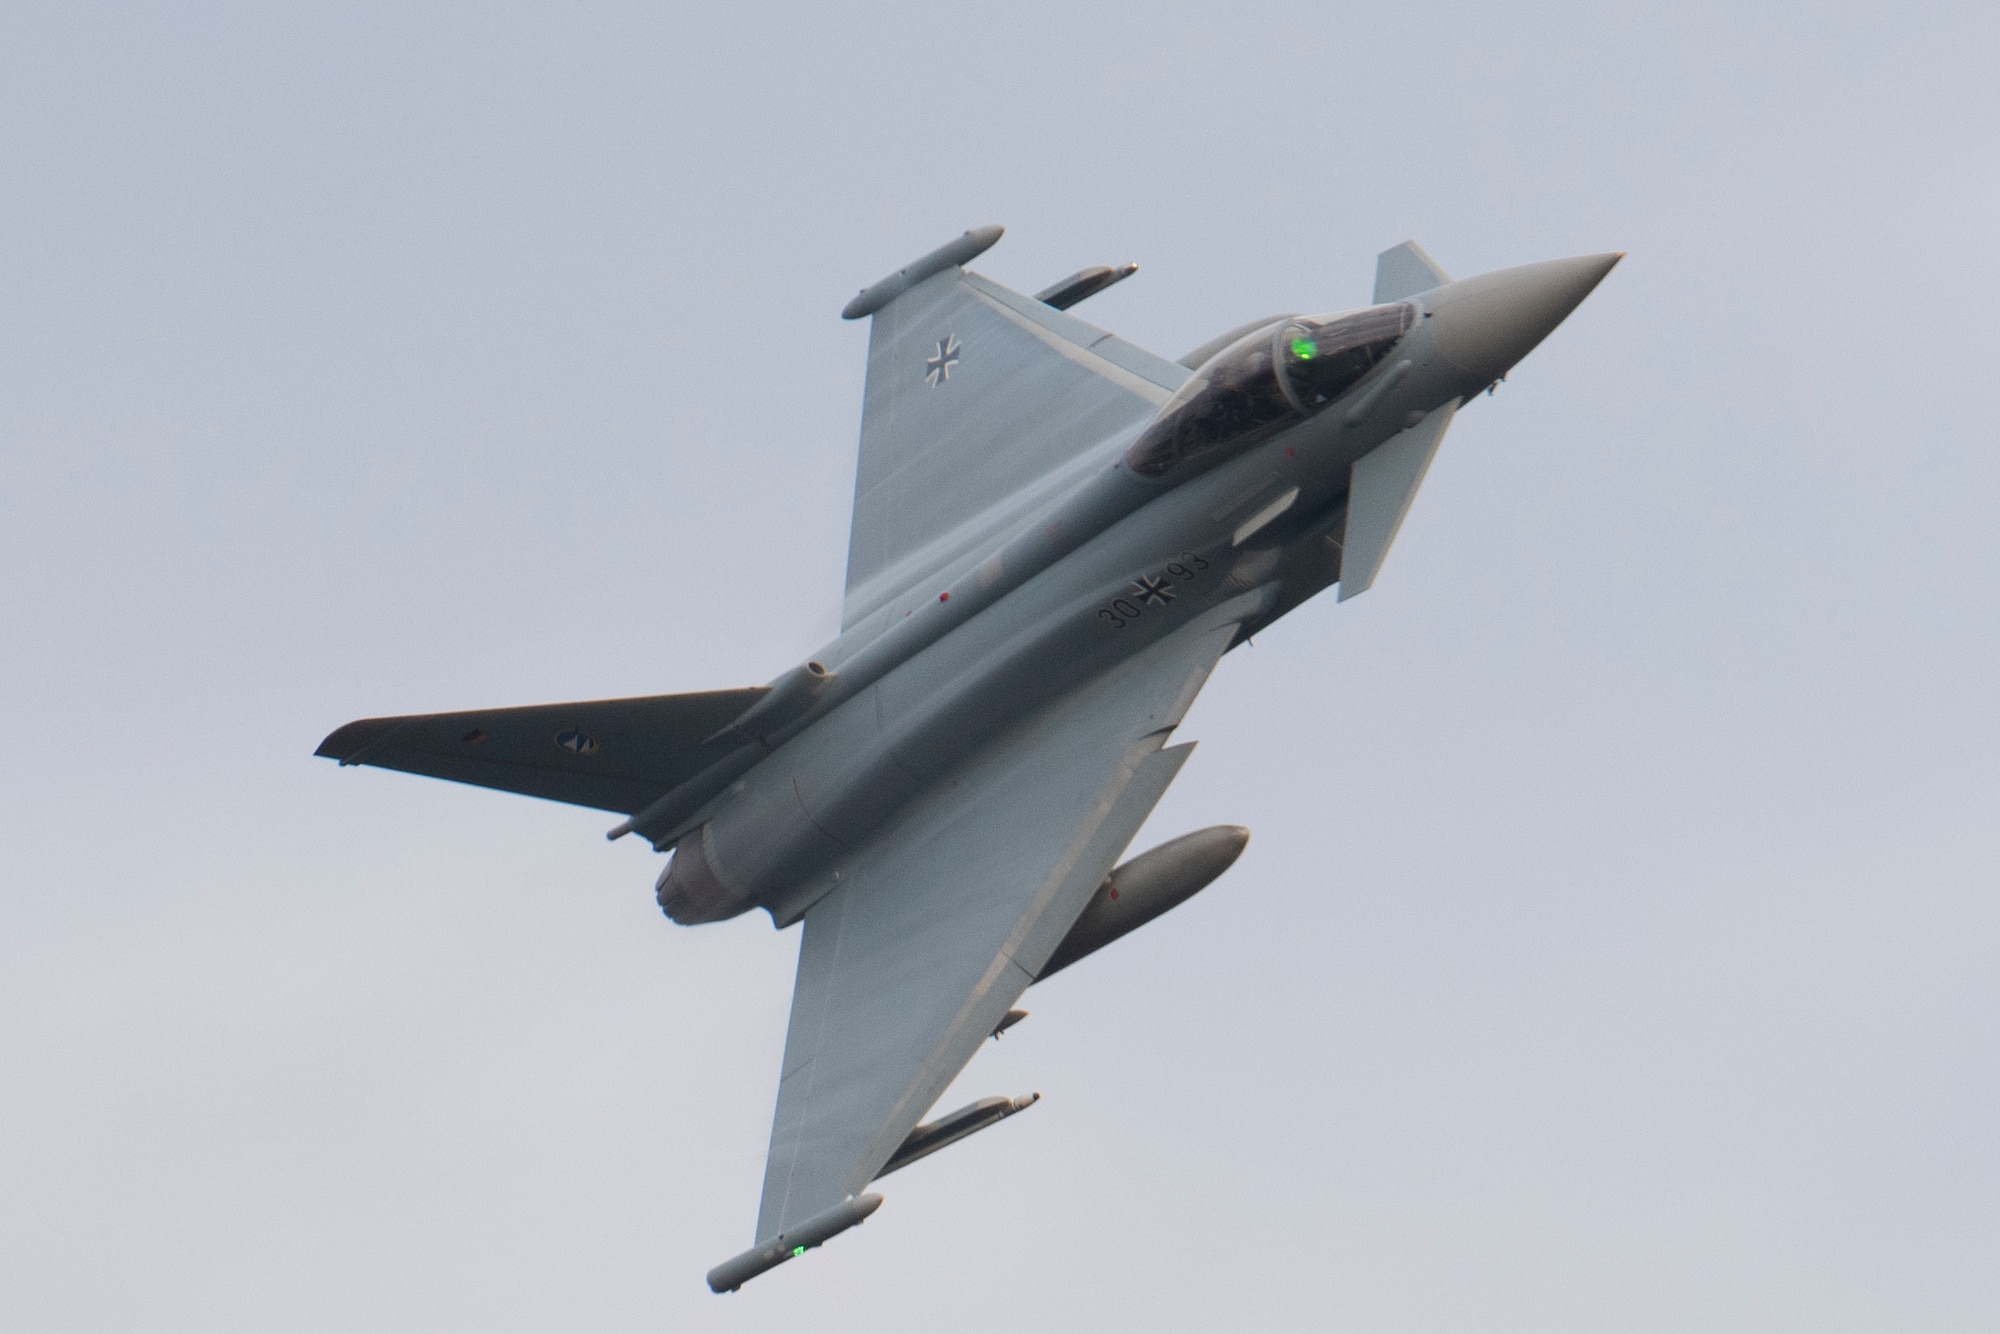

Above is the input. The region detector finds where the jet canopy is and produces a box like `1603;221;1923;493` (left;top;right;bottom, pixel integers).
1125;301;1414;478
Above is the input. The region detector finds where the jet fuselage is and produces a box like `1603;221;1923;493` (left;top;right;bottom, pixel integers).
649;253;1621;926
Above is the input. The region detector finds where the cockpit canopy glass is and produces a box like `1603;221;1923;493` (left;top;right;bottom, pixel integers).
1123;320;1294;479
1124;302;1414;479
1280;301;1414;408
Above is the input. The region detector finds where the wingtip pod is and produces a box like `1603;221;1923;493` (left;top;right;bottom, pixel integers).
841;225;1005;319
706;1193;885;1293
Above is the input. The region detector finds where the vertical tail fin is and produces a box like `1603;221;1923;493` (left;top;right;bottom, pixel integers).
1374;241;1452;303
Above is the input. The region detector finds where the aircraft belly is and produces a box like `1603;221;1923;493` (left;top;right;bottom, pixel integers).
694;570;1219;915
692;687;895;905
695;429;1362;919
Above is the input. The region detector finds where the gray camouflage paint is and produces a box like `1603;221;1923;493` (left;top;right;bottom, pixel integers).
654;246;1621;929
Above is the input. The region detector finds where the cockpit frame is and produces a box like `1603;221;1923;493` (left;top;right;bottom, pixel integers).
1125;301;1415;479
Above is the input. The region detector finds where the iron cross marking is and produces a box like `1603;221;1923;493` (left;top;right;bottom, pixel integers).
1132;575;1176;606
925;334;961;387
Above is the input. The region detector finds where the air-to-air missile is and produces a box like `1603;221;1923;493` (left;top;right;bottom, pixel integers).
877;1094;1043;1178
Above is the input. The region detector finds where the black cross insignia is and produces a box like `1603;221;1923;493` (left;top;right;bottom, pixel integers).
925;334;961;387
1132;575;1175;606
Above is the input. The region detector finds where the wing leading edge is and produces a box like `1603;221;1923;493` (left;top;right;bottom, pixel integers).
749;595;1263;1250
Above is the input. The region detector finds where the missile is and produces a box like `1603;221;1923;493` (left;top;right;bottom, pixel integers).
875;1093;1040;1179
1033;261;1139;311
705;1193;883;1294
1037;825;1248;981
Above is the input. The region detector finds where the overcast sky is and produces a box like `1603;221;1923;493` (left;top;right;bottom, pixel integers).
3;3;1996;1330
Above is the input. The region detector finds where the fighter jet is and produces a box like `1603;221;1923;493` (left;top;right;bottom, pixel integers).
316;228;1619;1290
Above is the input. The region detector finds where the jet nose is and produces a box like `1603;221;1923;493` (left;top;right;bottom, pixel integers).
1424;252;1622;382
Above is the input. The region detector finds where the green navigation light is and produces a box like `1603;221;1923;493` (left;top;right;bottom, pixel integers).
1289;337;1316;360
791;1246;806;1257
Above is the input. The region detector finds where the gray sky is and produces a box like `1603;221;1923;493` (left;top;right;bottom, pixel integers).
3;2;1995;1329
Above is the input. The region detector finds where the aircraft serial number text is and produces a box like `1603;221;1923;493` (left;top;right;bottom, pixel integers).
1096;552;1211;629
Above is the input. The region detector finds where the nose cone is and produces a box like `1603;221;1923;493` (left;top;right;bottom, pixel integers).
1424;252;1622;381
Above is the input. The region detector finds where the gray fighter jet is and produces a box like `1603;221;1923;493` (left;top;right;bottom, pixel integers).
317;228;1619;1290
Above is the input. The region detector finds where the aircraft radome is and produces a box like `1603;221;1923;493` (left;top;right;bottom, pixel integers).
317;227;1620;1291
